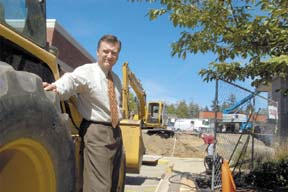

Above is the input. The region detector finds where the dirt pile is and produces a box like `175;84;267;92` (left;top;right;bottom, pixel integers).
142;132;273;159
142;132;207;158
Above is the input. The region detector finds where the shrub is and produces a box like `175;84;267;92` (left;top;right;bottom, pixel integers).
245;144;288;190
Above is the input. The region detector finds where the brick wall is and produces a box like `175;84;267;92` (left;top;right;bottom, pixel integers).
199;111;223;119
46;20;95;70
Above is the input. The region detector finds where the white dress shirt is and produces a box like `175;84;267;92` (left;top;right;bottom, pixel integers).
54;62;122;122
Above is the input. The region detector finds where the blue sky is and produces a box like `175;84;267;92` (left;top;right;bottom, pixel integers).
46;0;220;108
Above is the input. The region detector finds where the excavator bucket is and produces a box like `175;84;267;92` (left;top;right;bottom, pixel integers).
120;119;145;173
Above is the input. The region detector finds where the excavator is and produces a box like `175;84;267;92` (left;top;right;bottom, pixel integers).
122;62;174;137
0;1;144;191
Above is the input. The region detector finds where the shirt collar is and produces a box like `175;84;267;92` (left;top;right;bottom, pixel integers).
97;62;110;77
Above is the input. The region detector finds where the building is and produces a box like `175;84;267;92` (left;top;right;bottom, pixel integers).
46;19;96;73
199;112;222;120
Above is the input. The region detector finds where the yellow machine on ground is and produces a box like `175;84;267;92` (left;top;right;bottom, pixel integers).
122;62;174;137
145;101;167;129
0;1;141;191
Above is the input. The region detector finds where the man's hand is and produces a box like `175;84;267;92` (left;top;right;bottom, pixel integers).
42;82;58;93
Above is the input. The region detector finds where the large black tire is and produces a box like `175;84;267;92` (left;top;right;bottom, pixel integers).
0;62;76;192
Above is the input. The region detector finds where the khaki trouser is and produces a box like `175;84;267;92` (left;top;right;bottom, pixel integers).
81;121;122;192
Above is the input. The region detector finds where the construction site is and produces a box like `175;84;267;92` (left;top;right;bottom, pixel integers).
0;1;288;192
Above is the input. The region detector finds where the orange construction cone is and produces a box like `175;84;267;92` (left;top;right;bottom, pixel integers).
221;160;236;192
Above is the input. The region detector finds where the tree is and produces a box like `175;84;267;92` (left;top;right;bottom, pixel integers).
166;103;176;115
130;0;288;88
188;101;200;118
176;100;189;118
203;105;210;112
220;101;229;112
128;92;138;113
210;99;218;112
221;93;246;113
228;94;236;105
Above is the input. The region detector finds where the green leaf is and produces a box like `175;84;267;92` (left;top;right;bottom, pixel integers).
131;0;288;89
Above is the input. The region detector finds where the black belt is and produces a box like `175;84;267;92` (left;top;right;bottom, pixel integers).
81;119;121;150
83;119;119;127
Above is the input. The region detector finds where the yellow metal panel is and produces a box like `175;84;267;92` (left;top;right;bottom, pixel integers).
120;119;145;173
122;62;129;119
0;24;60;80
66;96;83;130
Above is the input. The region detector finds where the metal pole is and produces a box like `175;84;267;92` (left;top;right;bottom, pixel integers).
251;97;255;170
211;78;219;191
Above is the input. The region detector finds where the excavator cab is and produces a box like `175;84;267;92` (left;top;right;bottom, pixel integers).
145;101;167;128
147;102;161;124
145;102;174;137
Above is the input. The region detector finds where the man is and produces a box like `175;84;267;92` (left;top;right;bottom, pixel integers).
43;34;123;192
200;133;214;156
200;133;215;174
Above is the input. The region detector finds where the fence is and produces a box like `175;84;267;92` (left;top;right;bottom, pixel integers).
211;79;278;191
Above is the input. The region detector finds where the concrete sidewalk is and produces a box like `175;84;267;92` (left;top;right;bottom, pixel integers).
125;155;206;192
157;157;206;192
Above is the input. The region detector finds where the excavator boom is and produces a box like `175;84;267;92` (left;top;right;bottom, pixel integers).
121;62;173;138
122;62;146;120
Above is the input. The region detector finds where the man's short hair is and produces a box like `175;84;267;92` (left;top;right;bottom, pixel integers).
97;34;121;52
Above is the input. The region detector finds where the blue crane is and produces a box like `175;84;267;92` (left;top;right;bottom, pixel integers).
223;91;259;114
222;91;259;132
